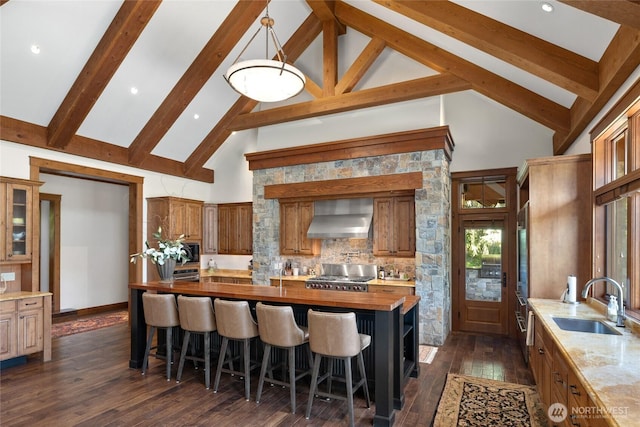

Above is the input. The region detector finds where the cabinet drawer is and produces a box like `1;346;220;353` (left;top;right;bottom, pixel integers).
18;297;42;311
0;300;17;314
368;285;414;295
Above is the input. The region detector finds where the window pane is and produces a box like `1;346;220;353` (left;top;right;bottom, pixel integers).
461;179;506;209
465;227;502;302
613;132;627;180
606;198;629;304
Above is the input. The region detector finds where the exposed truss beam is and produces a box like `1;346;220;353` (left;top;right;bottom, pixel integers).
228;74;471;131
306;0;346;33
47;1;161;149
560;0;640;30
127;0;266;166
554;25;640;154
1;116;214;182
374;0;599;101
335;38;386;95
336;2;571;132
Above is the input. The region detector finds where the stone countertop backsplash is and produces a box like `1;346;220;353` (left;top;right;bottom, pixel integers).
528;298;640;427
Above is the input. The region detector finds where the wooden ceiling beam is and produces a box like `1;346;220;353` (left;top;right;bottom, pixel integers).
46;1;161;149
553;25;640;154
335;37;386;95
228;74;471;131
183;13;323;175
336;2;570;132
127;0;266;166
323;20;339;97
306;0;346;34
375;0;599;101
560;0;640;30
1;116;214;183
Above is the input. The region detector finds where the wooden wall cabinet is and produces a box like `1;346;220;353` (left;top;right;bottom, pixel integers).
280;201;319;255
1;177;43;293
218;203;252;255
518;154;592;299
529;315;553;410
202;204;218;254
146;197;203;242
373;196;415;257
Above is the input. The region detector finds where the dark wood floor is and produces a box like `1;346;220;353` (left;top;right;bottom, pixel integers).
0;320;534;426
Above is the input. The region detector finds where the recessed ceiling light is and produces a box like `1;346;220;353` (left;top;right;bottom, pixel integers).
30;45;41;54
193;114;200;120
130;87;138;95
541;2;554;12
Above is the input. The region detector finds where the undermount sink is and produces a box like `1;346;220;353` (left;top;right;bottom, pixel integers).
552;317;621;335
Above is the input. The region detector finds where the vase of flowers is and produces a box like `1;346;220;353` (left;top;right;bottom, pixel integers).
130;227;189;283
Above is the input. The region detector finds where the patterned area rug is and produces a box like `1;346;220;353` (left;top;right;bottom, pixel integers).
51;310;128;338
434;373;547;427
419;345;438;364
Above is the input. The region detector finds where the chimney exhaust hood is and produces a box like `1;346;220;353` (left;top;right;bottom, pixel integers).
307;198;373;239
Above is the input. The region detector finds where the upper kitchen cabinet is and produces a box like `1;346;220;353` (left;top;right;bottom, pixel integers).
517;154;592;299
373;196;415;257
202;204;218;255
0;176;43;292
146;197;203;242
218;202;252;255
280;201;319;256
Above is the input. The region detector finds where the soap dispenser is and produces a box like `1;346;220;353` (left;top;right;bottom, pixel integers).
607;296;618;323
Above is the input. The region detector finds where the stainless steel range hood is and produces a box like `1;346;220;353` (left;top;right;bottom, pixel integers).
307;198;373;239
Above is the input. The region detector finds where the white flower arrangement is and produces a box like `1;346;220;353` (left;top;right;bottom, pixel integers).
130;227;189;265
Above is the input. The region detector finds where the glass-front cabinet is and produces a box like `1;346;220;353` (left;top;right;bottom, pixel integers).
1;178;36;262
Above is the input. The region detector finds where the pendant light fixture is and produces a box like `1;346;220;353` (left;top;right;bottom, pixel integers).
224;2;305;103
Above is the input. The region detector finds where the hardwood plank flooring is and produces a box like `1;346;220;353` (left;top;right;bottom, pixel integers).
0;321;534;426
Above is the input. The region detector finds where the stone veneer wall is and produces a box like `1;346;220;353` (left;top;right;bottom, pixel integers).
251;149;451;346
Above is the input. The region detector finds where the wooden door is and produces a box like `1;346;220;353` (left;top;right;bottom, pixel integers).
184;201;202;240
373;197;393;255
457;220;508;335
217;205;231;254
297;202;317;254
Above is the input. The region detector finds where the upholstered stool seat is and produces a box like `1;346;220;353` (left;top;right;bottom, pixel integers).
255;302;314;413
213;299;260;400
175;295;217;389
305;309;371;427
141;292;180;381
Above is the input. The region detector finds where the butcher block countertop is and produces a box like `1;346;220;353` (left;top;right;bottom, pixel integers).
528;298;640;426
130;281;406;312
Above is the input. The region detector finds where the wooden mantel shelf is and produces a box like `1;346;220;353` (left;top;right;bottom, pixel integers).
245;126;454;171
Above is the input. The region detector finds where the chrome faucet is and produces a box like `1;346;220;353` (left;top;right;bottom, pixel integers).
582;277;626;327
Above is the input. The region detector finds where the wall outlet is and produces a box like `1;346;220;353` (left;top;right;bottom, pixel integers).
1;272;16;281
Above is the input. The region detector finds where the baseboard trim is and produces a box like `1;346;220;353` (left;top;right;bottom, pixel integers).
53;302;128;323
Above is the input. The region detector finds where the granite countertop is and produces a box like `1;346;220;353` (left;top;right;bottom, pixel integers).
0;291;53;302
199;269;252;279
528;298;640;427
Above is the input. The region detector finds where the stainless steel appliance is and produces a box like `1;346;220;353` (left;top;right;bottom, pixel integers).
515;203;529;362
173;268;200;282
305;263;376;292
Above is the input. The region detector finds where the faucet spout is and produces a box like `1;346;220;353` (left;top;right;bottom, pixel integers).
582;277;626;327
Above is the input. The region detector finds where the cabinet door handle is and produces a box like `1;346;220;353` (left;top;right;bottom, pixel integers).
569;384;580;396
24;302;37;306
538;347;544;354
502;272;507;287
570;414;581;426
553;372;562;383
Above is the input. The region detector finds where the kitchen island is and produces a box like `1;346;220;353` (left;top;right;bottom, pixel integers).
128;280;419;427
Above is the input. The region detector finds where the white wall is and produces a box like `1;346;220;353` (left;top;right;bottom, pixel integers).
40;173;129;310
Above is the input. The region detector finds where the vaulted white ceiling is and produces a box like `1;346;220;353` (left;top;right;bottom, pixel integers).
1;0;638;182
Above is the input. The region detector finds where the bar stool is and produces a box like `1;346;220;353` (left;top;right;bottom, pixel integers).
305;309;371;427
255;302;314;414
175;295;217;389
213;299;260;400
141;292;180;381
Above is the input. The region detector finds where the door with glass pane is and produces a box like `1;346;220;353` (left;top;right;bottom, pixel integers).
458;220;508;335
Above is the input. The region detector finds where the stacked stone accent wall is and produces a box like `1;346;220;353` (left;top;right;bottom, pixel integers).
251;149;451;346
